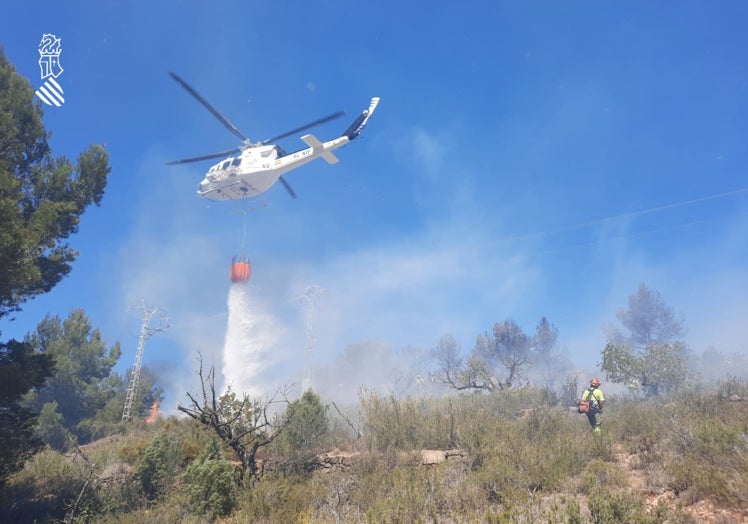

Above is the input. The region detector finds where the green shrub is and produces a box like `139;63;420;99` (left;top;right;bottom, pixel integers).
1;449;86;522
608;399;664;443
274;389;328;474
360;391;430;452
354;464;446;523
183;440;237;518
482;493;591;524
117;433;152;465
578;458;627;494
666;416;748;508
35;401;72;451
467;408;593;509
5;383;745;521
138;432;183;500
588;489;653;524
238;472;327;522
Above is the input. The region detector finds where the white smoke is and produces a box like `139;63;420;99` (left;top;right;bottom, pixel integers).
221;284;286;398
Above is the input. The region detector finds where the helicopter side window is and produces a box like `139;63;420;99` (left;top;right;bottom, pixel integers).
231;158;242;167
275;146;287;157
221;160;231;170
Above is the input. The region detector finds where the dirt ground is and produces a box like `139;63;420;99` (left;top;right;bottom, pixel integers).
611;442;747;523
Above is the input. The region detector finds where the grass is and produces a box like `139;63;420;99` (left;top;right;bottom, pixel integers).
1;381;746;523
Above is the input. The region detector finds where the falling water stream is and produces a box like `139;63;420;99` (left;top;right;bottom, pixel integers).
221;284;283;398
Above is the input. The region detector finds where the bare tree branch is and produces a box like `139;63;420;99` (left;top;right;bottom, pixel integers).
434;320;539;393
64;436;97;524
178;354;289;484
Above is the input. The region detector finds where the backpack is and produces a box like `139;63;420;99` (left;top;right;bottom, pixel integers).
577;388;597;414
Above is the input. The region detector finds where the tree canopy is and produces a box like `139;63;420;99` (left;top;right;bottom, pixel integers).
0;47;110;321
0;47;113;476
434;318;563;393
23;309;121;442
601;341;691;397
277;390;327;459
0;339;54;484
610;283;685;349
601;284;692;397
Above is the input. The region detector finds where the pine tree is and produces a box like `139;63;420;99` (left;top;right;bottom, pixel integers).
0;47;110;320
0;47;112;479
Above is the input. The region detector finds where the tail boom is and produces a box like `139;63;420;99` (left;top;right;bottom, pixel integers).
301;134;340;164
343;97;380;140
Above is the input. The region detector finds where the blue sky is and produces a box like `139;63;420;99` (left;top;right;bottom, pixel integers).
2;2;747;409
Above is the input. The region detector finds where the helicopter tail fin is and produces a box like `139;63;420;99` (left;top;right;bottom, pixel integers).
301;134;340;164
343;97;380;140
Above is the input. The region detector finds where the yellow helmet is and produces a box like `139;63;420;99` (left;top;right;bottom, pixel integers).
590;378;602;387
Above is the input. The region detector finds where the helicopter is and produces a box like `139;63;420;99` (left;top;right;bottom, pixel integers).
166;71;380;201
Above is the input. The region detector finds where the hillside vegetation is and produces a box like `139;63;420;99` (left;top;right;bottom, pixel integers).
2;43;747;524
1;379;746;523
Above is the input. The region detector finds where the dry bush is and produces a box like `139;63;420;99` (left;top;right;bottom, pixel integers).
481;493;590;524
576;458;628;494
233;471;325;523
5;383;745;522
666;415;748;508
608;400;664;444
359;392;450;452
588;488;657;524
351;461;479;523
359;388;555;455
1;449;84;522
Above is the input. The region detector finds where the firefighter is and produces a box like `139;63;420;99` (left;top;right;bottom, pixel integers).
580;377;605;433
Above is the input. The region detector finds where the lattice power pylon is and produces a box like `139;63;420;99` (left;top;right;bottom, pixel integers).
122;302;169;422
300;285;324;393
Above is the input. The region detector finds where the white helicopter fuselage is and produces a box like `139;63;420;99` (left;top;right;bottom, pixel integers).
167;70;379;201
197;134;350;201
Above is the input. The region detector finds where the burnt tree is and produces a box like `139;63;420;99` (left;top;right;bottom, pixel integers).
178;359;286;484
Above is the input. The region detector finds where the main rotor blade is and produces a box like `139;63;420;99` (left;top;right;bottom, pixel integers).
279;176;297;199
261;111;346;145
165;147;243;165
168;71;248;143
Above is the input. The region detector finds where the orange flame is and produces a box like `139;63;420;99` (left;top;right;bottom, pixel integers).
145;401;162;423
